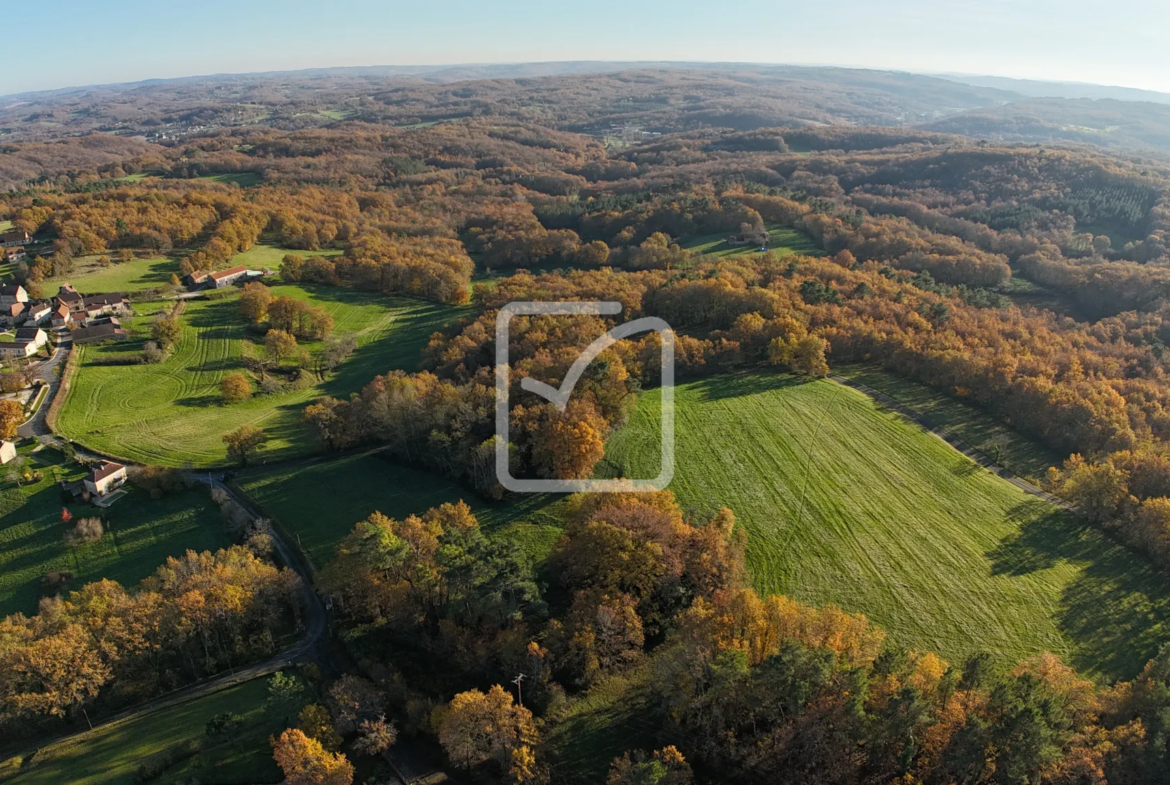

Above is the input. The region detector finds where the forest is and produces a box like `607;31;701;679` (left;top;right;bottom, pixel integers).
5;67;1170;783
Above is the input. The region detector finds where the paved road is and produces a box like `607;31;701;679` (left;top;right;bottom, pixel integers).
4;472;330;770
16;330;71;442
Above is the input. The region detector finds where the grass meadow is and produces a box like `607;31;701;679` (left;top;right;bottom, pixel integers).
43;243;341;296
236;453;564;570
682;224;823;258
834;365;1064;482
1;677;282;784
55;284;459;466
602;371;1170;680
0;448;229;619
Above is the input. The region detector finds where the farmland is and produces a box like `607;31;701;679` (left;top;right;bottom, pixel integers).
682;224;823;258
0;448;229;619
602;371;1170;679
46;254;177;294
236;453;563;569
833;365;1064;481
55;284;458;466
36;243;341;295
1;677;281;785
230;241;342;271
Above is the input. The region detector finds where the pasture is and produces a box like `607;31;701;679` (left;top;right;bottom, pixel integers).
41;243;340;295
0;449;228;619
834;365;1064;481
50;254;177;294
1;677;281;784
231;241;342;271
602;371;1170;679
236;453;562;569
55;285;458;466
682;224;822;258
194;172;263;187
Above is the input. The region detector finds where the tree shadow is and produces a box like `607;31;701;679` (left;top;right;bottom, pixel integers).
949;460;982;478
988;503;1091;576
687;370;805;402
986;502;1170;679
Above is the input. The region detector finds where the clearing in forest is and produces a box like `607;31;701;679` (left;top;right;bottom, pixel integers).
55;284;457;466
602;371;1170;679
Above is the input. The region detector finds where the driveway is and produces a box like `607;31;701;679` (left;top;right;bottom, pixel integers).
16;329;72;442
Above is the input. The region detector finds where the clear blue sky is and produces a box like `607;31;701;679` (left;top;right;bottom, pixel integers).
4;0;1168;95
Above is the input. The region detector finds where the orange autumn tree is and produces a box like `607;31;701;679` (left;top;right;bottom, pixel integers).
514;398;608;480
436;684;537;772
270;728;354;785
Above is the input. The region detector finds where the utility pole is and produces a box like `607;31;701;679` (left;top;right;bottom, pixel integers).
512;673;526;708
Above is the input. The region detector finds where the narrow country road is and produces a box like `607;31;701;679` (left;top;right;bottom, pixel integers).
16;328;72;443
4;470;331;771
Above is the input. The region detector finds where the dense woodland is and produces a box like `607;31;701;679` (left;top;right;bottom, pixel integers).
8;68;1170;782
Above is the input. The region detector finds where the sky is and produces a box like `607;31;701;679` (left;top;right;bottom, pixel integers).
3;0;1169;96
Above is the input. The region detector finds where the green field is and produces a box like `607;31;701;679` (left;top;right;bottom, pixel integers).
36;243;342;295
0;450;229;619
3;677;281;784
48;254;178;294
603;372;1170;679
237;453;562;569
834;365;1063;481
682;224;823;258
56;285;458;466
232;242;342;272
194;172;262;187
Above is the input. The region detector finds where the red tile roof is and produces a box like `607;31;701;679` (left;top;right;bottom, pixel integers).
209;265;248;281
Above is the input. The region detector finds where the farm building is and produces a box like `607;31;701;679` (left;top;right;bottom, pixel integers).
24;301;51;325
72;322;129;344
0;441;15;465
80;293;131;318
84;460;128;497
3;247;26;264
0;284;28;306
0;230;30;247
183;270;209;289
54;284;84;312
50;303;72;328
208;266;249;288
2;302;24;328
14;327;48;348
0;341;38;359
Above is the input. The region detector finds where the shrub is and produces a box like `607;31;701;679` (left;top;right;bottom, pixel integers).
64;517;103;546
134;739;200;783
221;372;253;404
142;341;168;364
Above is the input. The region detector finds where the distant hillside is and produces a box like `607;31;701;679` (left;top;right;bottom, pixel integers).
936;73;1170;106
923;97;1170;154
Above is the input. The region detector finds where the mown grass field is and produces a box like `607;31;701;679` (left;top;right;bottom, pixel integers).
49;255;177;294
40;243;341;295
237;453;563;570
232;241;342;271
194;172;263;187
2;677;282;784
834;365;1064;482
56;285;458;466
682;224;823;258
0;449;229;619
603;371;1170;679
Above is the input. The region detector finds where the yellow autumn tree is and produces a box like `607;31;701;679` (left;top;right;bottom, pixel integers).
270;728;353;785
437;684;537;771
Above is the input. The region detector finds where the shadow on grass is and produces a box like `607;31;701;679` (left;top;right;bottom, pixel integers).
987;502;1170;678
687;370;805;402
